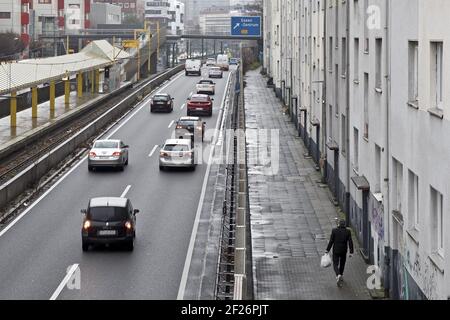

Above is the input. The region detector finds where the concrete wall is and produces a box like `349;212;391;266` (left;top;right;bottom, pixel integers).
90;3;122;29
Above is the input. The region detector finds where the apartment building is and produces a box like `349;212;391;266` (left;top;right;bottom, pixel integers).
263;0;450;300
0;0;31;45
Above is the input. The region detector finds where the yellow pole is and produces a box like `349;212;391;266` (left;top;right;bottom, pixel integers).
91;70;95;94
50;81;55;112
77;72;83;98
64;77;70;105
95;69;100;93
32;86;38;118
10;91;17;127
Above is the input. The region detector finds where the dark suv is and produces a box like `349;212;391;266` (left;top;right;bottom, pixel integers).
150;93;174;113
175;116;205;142
81;197;139;251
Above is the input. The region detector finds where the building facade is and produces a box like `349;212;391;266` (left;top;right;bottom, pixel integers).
90;2;121;28
144;0;184;35
263;0;450;300
0;0;31;46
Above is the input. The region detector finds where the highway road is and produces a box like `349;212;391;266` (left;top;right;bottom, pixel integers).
0;66;234;299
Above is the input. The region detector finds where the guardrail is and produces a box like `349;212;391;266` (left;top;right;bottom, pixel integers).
0;64;184;215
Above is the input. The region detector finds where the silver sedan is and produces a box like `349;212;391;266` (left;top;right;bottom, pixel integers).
88;139;129;171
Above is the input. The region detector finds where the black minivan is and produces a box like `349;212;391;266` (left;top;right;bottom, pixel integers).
81;197;139;251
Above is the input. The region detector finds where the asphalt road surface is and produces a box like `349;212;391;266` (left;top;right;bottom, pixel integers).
0;66;234;300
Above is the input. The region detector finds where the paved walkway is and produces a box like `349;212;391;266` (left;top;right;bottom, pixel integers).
245;68;371;300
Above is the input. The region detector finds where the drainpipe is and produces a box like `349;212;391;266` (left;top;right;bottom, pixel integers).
308;0;313;156
345;0;351;219
384;0;392;297
321;0;328;183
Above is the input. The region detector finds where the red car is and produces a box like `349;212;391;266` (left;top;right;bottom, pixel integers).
187;94;214;117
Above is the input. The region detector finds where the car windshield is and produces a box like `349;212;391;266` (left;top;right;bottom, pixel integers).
199;81;213;84
164;144;190;152
153;95;169;101
211;67;220;71
191;95;208;102
88;207;128;222
94;141;119;149
177;120;196;126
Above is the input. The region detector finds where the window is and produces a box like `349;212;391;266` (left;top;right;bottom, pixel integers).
408;170;419;231
430;186;444;256
329;37;333;69
335;64;339;115
375;39;382;89
342;37;347;77
364;73;369;139
341;115;346;155
38;0;52;3
353;128;359;171
430;42;443;110
328;105;333;138
364;0;369;52
408;41;419;103
374;144;381;192
392;158;403;213
354;0;360;25
354;38;360;81
0;12;11;19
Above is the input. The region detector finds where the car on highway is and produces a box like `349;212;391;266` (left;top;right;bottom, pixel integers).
185;59;202;76
230;58;239;65
88;139;129;171
81;197;139;251
208;66;223;79
187;94;214;117
175;116;205;142
206;57;216;67
216;54;230;71
150;93;174;113
196;79;216;95
159;139;196;171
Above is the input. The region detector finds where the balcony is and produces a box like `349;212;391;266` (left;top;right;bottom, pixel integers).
84;0;90;13
84;20;90;29
21;0;30;4
21;12;29;25
21;33;30;45
58;0;64;10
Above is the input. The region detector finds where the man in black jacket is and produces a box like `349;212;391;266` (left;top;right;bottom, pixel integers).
326;219;354;287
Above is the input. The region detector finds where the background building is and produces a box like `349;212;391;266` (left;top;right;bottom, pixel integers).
90;2;121;28
0;0;31;46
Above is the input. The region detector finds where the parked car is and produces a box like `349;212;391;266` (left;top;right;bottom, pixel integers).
150;93;174;113
88;139;129;171
185;59;202;76
175;116;205;142
206;58;216;67
196;79;215;95
187;94;214;117
208;66;223;79
81;197;139;251
159;139;196;171
216;54;230;71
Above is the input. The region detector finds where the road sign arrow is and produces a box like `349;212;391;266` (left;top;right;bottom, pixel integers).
233;23;240;30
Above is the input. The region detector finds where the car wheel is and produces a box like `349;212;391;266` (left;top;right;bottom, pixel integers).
82;242;89;252
209;111;213;117
88;166;93;172
150;108;154;113
119;165;125;171
159;165;165;171
125;157;129;166
125;239;134;251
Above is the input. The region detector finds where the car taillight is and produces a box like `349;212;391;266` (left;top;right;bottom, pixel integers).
176;125;183;129
89;152;96;157
112;152;122;157
83;220;91;230
160;152;169;157
196;126;202;130
125;221;132;230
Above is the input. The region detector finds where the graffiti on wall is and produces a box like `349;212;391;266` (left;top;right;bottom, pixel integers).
369;196;384;241
405;248;440;300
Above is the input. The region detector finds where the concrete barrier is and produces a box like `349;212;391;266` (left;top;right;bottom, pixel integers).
0;64;184;211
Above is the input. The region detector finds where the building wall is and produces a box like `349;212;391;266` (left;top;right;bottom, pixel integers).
264;0;450;299
90;3;122;28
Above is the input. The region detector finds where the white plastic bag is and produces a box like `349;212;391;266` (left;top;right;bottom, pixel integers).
321;253;332;268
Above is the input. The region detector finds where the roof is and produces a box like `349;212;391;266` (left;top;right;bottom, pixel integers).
0;40;130;95
89;197;128;208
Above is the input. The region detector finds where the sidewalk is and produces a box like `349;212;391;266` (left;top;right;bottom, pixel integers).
245;68;371;300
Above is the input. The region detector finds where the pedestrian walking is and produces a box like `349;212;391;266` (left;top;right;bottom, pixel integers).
326;219;354;287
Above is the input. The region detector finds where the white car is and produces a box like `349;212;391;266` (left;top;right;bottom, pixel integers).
216;54;229;71
159;139;196;171
206;58;216;67
185;59;202;76
196;79;216;95
208;67;223;79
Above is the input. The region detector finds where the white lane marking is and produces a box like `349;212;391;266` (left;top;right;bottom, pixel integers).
49;264;79;300
0;71;186;239
168;120;175;129
121;185;132;198
148;145;159;158
189;91;193;97
177;71;233;300
180;103;185;110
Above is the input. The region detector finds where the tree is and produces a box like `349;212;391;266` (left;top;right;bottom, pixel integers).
0;32;26;61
